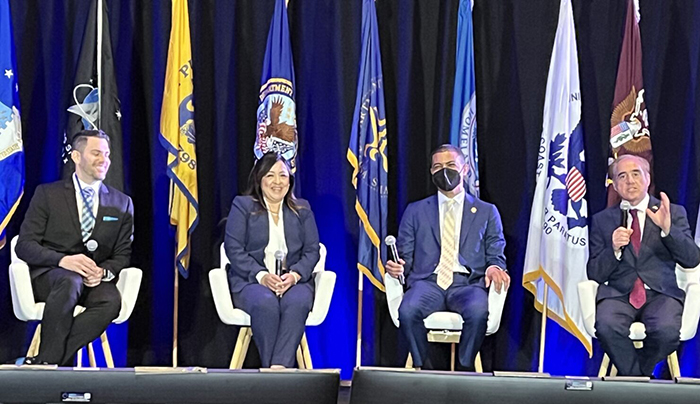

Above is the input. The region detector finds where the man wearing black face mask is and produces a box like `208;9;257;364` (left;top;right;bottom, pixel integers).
386;144;509;370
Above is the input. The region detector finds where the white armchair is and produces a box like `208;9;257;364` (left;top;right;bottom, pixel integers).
209;242;335;369
8;236;142;367
578;264;700;378
384;273;508;372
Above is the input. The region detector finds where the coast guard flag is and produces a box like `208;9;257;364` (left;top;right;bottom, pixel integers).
0;0;23;249
63;0;123;191
347;0;389;291
449;0;479;197
255;0;297;169
522;0;592;356
159;0;198;278
606;0;652;207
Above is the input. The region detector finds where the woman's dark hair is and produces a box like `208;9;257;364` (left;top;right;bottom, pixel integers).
244;152;302;214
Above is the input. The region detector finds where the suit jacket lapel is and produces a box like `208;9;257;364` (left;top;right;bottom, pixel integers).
63;180;82;236
427;196;440;246
92;184;109;236
640;196;661;256
459;193;477;248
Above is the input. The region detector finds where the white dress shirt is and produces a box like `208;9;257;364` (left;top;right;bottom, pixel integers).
434;190;469;275
257;203;288;284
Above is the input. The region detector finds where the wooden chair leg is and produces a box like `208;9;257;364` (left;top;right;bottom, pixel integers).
300;333;313;369
27;324;41;358
474;351;483;373
610;364;618;377
77;348;84;368
101;332;114;368
598;354;610;377
296;346;305;369
450;343;456;371
230;327;250;369
667;351;681;379
87;343;97;367
405;353;413;368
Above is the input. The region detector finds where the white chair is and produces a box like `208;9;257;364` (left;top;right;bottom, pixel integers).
9;236;142;367
578;264;700;378
384;272;508;372
209;242;336;369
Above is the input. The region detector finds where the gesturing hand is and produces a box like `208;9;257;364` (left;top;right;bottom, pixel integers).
647;191;672;234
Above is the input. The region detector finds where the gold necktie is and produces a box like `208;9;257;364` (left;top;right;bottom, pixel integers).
437;200;457;289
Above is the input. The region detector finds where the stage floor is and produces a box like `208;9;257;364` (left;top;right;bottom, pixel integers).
1;366;699;404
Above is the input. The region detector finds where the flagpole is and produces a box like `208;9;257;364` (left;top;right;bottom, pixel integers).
356;270;363;368
538;285;549;373
173;262;179;367
96;0;103;127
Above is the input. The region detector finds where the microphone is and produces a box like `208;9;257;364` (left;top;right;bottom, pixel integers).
620;200;631;228
85;239;98;260
385;235;405;285
619;200;631;254
274;250;285;277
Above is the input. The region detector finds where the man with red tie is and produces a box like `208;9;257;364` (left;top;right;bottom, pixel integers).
588;155;700;376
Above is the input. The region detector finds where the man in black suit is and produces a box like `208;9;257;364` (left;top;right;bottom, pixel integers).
16;129;134;366
588;155;700;376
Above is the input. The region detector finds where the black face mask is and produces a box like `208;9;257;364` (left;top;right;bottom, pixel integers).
431;168;461;192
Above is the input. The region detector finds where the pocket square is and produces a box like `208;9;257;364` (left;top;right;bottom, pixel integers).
102;216;119;222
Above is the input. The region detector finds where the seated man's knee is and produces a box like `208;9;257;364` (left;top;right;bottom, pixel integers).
398;303;423;325
250;294;280;318
648;324;680;347
55;271;85;296
595;315;626;340
460;300;488;325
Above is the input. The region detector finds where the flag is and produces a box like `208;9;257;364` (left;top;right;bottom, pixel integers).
449;0;479;197
347;0;389;292
606;0;652;207
0;0;23;249
159;0;198;278
522;0;592;356
255;0;298;169
63;0;123;191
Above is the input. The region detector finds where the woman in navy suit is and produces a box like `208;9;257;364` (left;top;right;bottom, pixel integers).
224;152;320;368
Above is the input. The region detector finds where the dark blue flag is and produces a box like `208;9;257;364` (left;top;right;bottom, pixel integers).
347;0;388;291
255;0;298;169
0;0;24;249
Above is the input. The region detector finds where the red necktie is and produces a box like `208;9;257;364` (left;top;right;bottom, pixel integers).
629;209;646;309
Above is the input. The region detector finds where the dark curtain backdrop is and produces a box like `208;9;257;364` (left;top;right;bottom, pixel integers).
1;0;699;380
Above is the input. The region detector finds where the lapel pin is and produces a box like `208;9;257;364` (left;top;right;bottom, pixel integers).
471;207;477;213
651;205;659;211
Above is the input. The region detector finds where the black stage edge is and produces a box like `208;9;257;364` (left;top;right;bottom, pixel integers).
0;367;340;404
349;367;700;404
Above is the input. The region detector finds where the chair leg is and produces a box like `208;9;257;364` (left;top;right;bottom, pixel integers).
87;343;97;367
238;328;252;369
301;333;313;369
230;327;250;369
450;343;456;371
598;353;610;377
405;353;413;368
610;364;618;377
27;324;41;358
475;351;483;373
296;346;305;369
101;332;114;368
77;348;83;368
667;351;681;379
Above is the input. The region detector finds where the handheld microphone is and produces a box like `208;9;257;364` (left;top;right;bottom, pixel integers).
620;200;631;228
274;250;285;277
85;239;98;259
385;235;405;285
619;200;631;253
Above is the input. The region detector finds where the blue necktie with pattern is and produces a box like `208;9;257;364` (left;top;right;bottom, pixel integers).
81;187;95;242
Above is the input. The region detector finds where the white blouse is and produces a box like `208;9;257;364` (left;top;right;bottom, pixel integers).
257;202;288;283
